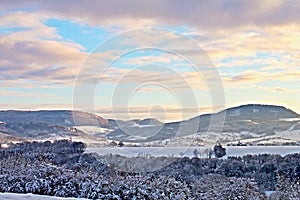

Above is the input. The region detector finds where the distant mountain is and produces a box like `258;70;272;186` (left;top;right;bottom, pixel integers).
0;104;299;145
221;104;299;120
0;110;110;142
107;104;300;143
108;118;163;128
215;104;300;134
137;118;163;126
0;110;110;127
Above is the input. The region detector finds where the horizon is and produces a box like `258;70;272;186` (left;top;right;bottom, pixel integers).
0;1;299;122
0;103;299;123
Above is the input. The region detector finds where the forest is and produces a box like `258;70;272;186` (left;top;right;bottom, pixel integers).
0;140;300;199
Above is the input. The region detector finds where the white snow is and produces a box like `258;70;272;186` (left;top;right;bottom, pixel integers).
74;126;113;135
237;129;300;145
131;123;156;128
64;120;72;125
253;109;259;113
0;193;88;200
0;143;9;148
279;118;300;122
274;129;300;141
87;146;300;158
265;191;276;197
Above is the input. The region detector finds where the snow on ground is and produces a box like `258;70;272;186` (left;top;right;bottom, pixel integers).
238;129;300;145
131;123;156;128
265;191;276;197
0;193;87;200
87;146;300;158
275;129;300;140
279;118;300;122
74;126;113;135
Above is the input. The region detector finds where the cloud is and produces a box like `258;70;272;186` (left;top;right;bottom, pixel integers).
1;4;299;89
223;69;300;90
0;89;57;99
95;67;207;91
123;55;178;66
0;12;58;41
0;40;86;86
0;103;73;111
1;0;299;29
0;12;88;87
257;86;290;93
0;1;299;115
201;24;300;61
272;87;288;92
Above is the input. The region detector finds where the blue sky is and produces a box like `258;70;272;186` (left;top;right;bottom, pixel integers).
0;1;299;121
45;19;113;52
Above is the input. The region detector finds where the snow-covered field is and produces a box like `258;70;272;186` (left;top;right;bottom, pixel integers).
87;146;300;158
0;193;87;200
74;126;113;135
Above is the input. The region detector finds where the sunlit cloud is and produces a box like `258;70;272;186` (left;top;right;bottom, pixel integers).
0;0;299;117
2;0;299;28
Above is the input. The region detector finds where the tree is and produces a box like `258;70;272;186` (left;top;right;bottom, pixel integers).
193;149;199;158
213;143;226;158
110;141;118;147
118;141;124;147
272;174;300;199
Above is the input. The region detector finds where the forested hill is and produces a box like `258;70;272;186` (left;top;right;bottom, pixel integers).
0;110;109;127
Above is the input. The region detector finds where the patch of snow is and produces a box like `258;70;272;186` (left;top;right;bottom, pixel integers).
239;131;262;137
239;120;259;124
111;134;126;138
131;123;157;128
253;109;259;113
74;126;113;135
64;119;72;125
288;125;296;131
274;129;300;141
0;143;9;148
128;135;148;140
238;129;300;145
265;191;276;197
87;146;300;158
0;193;88;200
257;138;291;145
279;118;300;122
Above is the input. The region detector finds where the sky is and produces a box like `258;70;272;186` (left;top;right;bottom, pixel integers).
0;0;299;122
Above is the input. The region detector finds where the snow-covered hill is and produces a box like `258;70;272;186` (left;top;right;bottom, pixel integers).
0;104;299;146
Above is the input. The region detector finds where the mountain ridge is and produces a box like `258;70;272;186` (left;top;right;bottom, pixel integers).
0;104;299;144
1;104;298;123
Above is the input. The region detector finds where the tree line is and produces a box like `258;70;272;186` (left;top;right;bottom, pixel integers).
0;140;299;199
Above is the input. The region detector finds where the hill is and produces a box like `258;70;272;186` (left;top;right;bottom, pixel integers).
107;104;300;145
0;104;299;145
0;110;110;142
